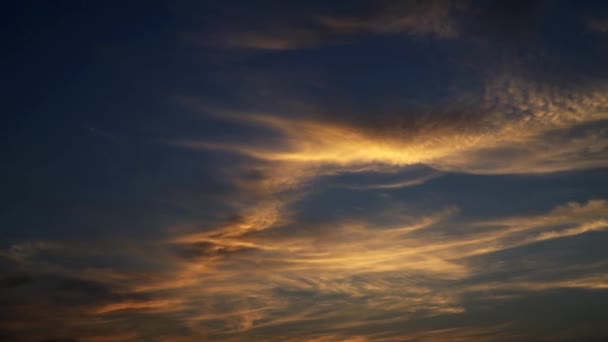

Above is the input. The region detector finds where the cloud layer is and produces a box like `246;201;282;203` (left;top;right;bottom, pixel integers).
3;0;608;341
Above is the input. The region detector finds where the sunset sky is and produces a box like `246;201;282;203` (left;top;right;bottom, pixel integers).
3;1;608;341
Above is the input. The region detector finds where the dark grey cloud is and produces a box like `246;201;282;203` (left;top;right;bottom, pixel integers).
588;17;608;33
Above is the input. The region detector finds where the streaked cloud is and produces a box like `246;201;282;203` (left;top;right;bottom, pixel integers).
177;76;608;176
334;170;444;190
182;28;325;51
2;197;607;340
66;199;600;341
184;0;465;51
317;0;464;39
587;17;608;33
163;199;607;340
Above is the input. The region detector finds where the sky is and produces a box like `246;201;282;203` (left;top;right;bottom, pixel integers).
2;1;608;341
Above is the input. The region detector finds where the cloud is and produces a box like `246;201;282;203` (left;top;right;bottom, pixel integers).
3;195;607;341
91;299;184;315
145;197;606;340
317;0;464;39
587;17;608;33
176;76;608;176
133;51;608;337
181;28;325;51
334;170;444;190
182;0;466;51
81;332;140;342
0;241;61;263
143;67;608;339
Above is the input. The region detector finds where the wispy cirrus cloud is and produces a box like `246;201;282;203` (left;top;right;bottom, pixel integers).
317;0;465;39
587;16;608;33
136;199;607;340
143;67;608;339
149;71;608;334
183;0;466;51
3;192;607;341
176;76;608;175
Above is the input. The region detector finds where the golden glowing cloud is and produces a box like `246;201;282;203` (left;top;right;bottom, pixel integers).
178;77;608;176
